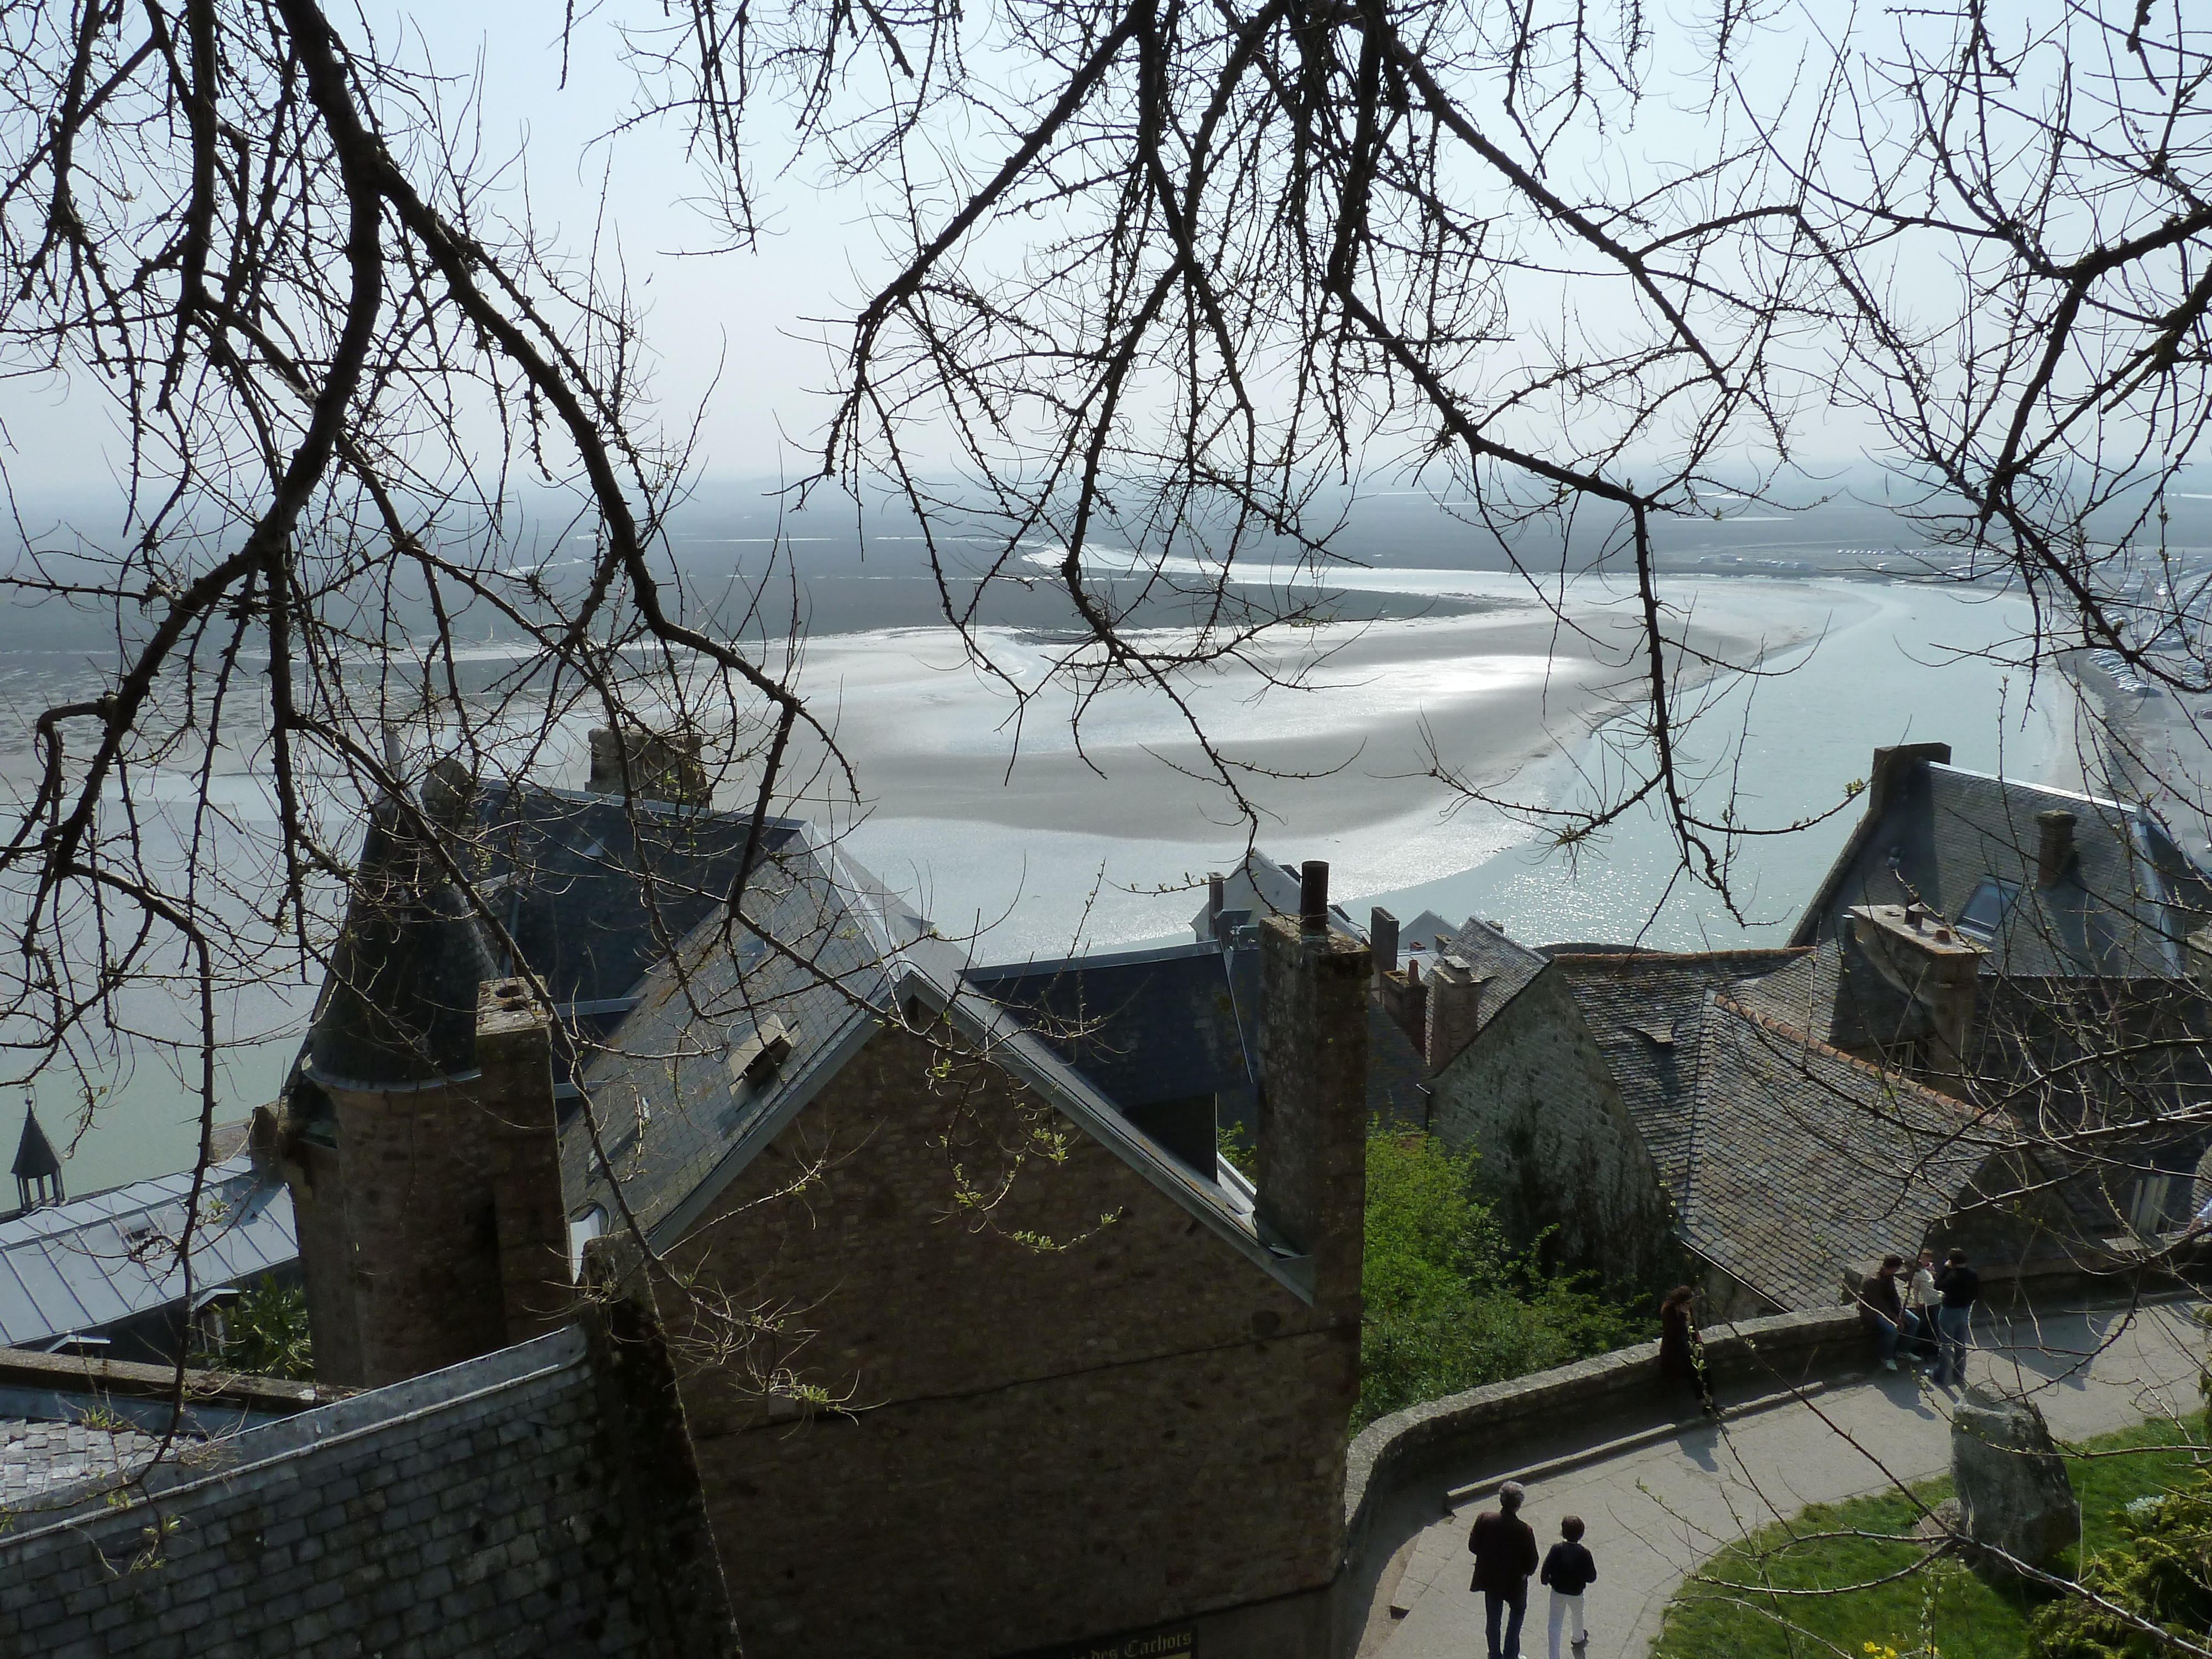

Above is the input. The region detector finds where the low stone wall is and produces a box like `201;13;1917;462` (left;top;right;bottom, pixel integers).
1332;1306;1868;1656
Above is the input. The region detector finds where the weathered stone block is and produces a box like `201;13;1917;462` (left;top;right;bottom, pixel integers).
1952;1384;2080;1571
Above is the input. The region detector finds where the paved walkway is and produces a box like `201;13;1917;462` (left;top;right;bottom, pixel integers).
1370;1299;2207;1659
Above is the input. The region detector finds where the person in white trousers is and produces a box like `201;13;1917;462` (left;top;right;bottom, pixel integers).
1538;1515;1596;1657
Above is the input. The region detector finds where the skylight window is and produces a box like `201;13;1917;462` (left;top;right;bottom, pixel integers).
1955;879;2018;940
567;1206;607;1278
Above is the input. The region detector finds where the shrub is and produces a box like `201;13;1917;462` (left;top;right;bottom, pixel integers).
1357;1125;1652;1428
202;1274;314;1381
2030;1473;2212;1658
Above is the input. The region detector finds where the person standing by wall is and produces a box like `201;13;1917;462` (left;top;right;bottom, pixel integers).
1931;1248;1980;1387
1539;1514;1596;1657
1468;1480;1541;1659
1657;1285;1715;1416
1854;1254;1917;1371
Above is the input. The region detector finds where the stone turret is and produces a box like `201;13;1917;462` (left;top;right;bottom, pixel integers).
284;786;570;1389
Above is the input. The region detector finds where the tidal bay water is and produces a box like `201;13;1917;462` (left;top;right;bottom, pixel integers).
0;567;2075;1196
1356;576;2073;951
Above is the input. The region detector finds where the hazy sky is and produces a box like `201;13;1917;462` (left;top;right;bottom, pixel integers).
0;1;2006;500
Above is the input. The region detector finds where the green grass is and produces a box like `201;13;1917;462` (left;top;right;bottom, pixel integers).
1651;1412;2210;1659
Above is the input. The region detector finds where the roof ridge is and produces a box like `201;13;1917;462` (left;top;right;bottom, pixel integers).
1709;993;1980;1123
1551;947;1813;968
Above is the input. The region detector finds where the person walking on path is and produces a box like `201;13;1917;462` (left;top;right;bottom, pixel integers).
1855;1254;1918;1371
1908;1248;1942;1364
1468;1480;1541;1659
1657;1285;1715;1415
1931;1248;1980;1387
1539;1515;1597;1657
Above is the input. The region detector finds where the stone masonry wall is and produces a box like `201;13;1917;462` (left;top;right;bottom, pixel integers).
659;1019;1360;1659
1429;970;1676;1286
0;1327;731;1659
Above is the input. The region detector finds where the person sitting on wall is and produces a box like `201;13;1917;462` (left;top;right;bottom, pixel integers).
1908;1248;1943;1364
1854;1253;1918;1373
1468;1479;1541;1659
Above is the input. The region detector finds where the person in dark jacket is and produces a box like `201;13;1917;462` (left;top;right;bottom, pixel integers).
1468;1480;1541;1659
1539;1514;1597;1657
1931;1248;1979;1387
1657;1285;1715;1415
1855;1253;1918;1371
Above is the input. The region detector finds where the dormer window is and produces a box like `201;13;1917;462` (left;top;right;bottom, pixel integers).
727;1016;794;1089
1955;879;2018;941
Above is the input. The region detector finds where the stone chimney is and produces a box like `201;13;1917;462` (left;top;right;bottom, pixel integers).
587;724;708;807
1368;905;1430;1049
476;978;572;1347
1834;902;1987;1090
2036;810;2077;888
1369;907;1399;988
2187;924;2212;993
1255;862;1368;1317
1860;741;1953;822
1423;956;1486;1076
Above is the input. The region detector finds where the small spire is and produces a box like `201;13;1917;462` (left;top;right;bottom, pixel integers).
13;1099;63;1210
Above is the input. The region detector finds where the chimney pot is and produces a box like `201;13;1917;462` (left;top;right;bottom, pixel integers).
1299;860;1330;933
1207;873;1225;940
2036;809;2077;888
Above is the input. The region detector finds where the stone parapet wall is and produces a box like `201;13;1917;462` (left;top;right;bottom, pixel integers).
1342;1306;1865;1540
0;1321;734;1659
1332;1307;1869;1657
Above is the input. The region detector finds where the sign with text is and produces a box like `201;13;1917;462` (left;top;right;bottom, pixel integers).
1009;1621;1198;1659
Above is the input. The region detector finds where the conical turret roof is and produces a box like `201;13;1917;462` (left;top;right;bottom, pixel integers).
307;792;497;1088
11;1104;59;1181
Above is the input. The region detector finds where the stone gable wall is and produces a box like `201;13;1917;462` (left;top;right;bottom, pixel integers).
659;1020;1359;1659
1428;969;1675;1285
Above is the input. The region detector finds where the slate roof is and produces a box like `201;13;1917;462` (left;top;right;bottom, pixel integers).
305;780;786;1092
1687;997;1994;1310
1793;758;2212;977
964;942;1254;1115
304;785;1323;1296
0;1155;297;1350
557;824;921;1240
1549;951;1812;1201
306;796;500;1087
1192;850;1359;938
1544;948;1991;1308
546;824;1310;1293
1434;917;1551;1037
1;1417;181;1507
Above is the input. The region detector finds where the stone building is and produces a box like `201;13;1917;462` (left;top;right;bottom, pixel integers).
1335;740;2212;1314
1792;741;2212;977
264;757;1373;1659
1371;919;1996;1317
